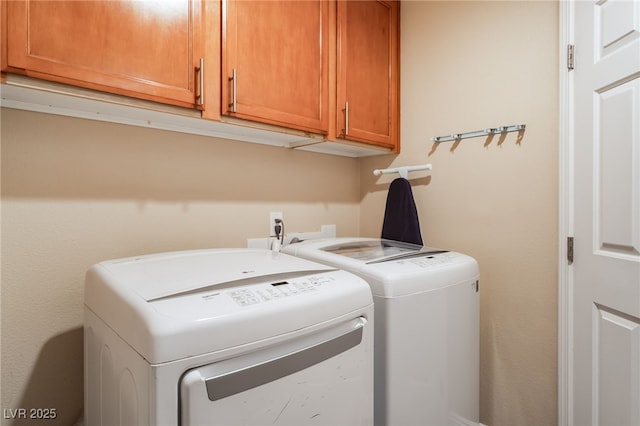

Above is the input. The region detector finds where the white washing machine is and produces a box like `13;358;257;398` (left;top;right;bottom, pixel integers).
283;238;479;426
84;248;374;425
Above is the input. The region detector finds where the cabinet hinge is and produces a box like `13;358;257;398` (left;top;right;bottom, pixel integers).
567;44;575;71
567;236;574;264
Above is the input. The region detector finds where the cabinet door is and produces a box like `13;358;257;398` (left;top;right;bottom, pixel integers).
222;0;329;134
3;0;204;109
337;0;399;151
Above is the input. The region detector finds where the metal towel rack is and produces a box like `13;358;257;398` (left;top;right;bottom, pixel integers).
373;164;432;179
431;124;525;143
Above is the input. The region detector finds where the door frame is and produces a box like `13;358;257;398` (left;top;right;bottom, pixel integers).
558;1;573;425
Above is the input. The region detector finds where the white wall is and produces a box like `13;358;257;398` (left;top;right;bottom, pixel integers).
0;108;361;424
360;2;559;425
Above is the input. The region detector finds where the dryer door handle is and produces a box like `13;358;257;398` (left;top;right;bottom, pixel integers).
201;317;367;401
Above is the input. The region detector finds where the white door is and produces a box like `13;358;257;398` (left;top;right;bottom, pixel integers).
572;0;640;425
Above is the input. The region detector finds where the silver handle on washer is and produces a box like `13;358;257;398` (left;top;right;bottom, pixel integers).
203;316;367;401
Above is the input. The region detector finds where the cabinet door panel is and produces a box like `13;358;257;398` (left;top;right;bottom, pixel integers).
222;0;329;134
5;0;203;108
337;0;399;150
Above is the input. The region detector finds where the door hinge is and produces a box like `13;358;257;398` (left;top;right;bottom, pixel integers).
567;236;574;264
567;44;575;71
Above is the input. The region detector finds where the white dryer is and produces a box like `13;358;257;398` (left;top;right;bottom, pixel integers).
84;248;374;425
283;238;479;426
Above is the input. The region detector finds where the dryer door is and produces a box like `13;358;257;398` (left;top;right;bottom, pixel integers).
179;316;372;426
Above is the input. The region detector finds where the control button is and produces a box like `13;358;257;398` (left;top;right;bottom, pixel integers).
256;290;271;301
230;289;260;306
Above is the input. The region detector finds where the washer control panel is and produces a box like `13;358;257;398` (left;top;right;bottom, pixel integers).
227;275;335;306
400;252;457;268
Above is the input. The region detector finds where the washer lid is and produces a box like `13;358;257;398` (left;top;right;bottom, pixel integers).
85;249;372;364
283;238;479;297
320;239;447;263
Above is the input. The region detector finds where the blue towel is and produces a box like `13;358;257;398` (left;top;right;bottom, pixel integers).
381;177;423;245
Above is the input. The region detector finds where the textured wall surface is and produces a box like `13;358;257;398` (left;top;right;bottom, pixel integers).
360;2;559;425
1;108;361;424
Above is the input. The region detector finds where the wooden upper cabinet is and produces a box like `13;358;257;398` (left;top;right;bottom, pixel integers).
3;0;204;109
221;0;329;134
337;0;399;151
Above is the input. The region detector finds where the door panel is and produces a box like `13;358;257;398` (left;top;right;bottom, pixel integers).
572;0;640;425
592;304;640;426
180;317;373;425
4;0;202;108
596;0;640;58
595;79;640;258
336;0;399;150
221;0;329;134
